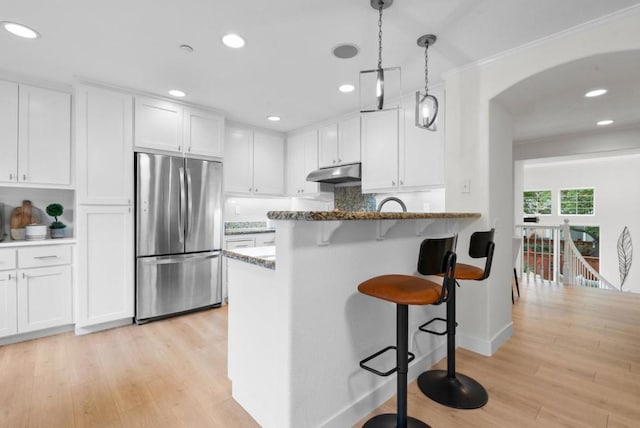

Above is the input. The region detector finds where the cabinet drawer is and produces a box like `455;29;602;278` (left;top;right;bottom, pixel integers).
0;249;17;271
18;246;72;268
226;238;255;249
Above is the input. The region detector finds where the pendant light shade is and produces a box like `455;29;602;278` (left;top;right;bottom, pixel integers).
415;34;438;131
360;0;401;113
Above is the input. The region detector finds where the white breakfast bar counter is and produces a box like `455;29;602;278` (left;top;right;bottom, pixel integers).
225;211;481;428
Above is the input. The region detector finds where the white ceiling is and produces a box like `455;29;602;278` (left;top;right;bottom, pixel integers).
497;50;640;142
1;0;640;133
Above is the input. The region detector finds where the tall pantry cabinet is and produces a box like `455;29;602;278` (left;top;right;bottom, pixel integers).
75;84;134;333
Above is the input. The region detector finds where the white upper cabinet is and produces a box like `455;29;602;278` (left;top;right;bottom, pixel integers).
361;109;399;193
399;90;445;189
76;85;133;205
318;115;360;168
0;81;18;183
318;124;339;167
183;107;225;158
135;96;225;158
287;130;319;196
0;82;71;186
337;115;361;165
224;127;284;196
134;96;184;153
361;90;445;193
253;132;284;195
224;127;253;193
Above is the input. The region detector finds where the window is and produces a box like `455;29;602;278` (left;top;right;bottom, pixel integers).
560;188;594;215
523;190;552;215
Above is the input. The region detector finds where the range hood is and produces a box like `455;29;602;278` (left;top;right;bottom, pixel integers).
306;163;361;184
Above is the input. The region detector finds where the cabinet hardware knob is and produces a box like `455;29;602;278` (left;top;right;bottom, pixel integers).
23;174;27;181
301;189;304;193
249;188;252;192
9;173;13;180
255;189;259;193
332;159;336;164
400;180;404;185
178;146;181;151
392;181;396;186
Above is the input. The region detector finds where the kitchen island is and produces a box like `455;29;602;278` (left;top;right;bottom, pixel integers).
226;211;480;428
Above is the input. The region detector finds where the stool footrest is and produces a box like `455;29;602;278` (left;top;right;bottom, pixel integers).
418;317;457;336
359;345;416;377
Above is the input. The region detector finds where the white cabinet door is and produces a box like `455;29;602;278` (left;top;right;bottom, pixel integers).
184;108;225;158
18;85;71;185
400;92;445;189
76;206;134;328
76;85;133;204
286;134;304;195
224;127;254;193
253;132;284;195
255;233;276;247
17;265;72;333
338;115;360;165
318;124;338;167
287;130;319;195
0;271;17;338
361;109;399;193
0;80;18;184
302;130;320;194
134;96;183;153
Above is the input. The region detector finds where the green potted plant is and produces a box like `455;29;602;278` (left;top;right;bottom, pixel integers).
46;203;66;239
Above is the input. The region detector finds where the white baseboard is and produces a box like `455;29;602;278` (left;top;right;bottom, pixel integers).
74;318;133;335
458;321;514;356
320;343;447;428
0;324;74;346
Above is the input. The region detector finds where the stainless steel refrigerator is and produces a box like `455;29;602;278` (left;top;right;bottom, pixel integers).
135;152;222;323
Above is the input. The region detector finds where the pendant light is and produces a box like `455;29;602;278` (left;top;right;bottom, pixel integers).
360;0;401;113
415;34;438;131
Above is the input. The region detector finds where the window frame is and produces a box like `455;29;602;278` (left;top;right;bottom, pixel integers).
523;189;553;216
558;187;595;216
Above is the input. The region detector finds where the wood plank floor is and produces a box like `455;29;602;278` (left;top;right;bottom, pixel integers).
1;282;639;427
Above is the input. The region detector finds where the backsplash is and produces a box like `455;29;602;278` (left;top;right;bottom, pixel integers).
334;184;377;212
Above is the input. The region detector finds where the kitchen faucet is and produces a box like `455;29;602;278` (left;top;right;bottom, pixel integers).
376;197;407;212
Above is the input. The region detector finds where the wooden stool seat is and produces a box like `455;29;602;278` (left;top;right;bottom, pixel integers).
449;263;484;281
358;275;443;306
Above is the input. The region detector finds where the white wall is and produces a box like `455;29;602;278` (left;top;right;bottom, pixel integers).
444;7;640;354
520;151;640;293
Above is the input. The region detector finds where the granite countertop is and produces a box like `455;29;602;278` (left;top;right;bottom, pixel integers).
224;221;276;236
266;211;481;221
223;246;275;270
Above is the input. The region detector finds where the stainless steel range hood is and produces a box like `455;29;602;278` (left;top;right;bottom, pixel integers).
306;163;361;184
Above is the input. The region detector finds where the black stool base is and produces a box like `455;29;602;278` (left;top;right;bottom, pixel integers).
417;370;488;409
363;413;430;428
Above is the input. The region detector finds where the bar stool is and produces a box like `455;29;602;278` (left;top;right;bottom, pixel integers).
357;236;457;428
417;229;495;410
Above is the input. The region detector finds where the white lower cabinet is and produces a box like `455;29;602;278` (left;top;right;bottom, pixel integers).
17;265;72;333
76;205;134;330
0;272;17;337
0;244;74;339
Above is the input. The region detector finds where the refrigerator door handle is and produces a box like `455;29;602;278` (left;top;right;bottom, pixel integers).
178;167;185;244
186;167;194;241
138;251;221;265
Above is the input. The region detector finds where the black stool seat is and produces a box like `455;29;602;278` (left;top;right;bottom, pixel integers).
357;236;457;428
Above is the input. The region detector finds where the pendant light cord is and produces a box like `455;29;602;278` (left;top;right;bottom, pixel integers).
377;4;383;70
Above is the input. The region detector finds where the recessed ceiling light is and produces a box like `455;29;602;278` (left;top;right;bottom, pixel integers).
597;119;614;126
1;21;40;39
585;89;607;98
267;116;281;122
168;89;186;97
222;34;245;48
339;84;355;93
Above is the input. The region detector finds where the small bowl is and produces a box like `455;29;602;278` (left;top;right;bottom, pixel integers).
25;224;47;240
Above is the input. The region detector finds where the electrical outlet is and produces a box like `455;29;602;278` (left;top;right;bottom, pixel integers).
462;179;471;193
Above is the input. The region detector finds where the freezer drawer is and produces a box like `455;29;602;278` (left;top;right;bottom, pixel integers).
136;251;221;322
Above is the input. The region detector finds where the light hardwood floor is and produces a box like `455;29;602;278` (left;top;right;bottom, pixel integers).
1;282;639;427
